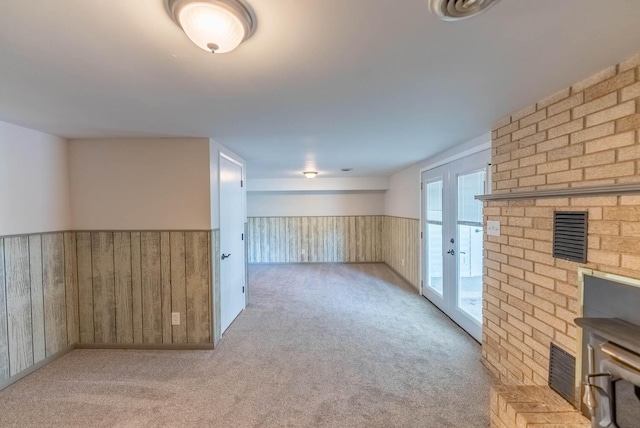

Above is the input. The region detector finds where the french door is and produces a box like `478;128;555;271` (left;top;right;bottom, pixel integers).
421;151;488;342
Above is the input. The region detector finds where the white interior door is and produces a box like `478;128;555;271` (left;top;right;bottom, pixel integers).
421;151;488;341
220;154;245;333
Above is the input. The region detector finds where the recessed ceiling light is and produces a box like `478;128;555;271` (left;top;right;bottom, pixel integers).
341;168;353;172
167;0;255;54
303;171;318;179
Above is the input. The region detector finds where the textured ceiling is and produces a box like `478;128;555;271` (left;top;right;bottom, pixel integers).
1;0;640;177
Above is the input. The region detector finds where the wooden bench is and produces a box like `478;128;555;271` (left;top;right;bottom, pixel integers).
491;385;590;428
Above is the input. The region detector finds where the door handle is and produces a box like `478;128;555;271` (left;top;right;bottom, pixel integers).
447;249;455;255
221;253;231;260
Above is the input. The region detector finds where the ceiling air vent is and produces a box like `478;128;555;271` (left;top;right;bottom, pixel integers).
428;0;501;21
553;211;588;263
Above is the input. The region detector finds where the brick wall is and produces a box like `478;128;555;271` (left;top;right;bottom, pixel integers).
483;52;640;386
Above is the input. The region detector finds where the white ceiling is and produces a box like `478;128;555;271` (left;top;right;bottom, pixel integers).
1;1;640;178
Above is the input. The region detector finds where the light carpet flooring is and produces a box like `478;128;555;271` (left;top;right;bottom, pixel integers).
0;263;493;427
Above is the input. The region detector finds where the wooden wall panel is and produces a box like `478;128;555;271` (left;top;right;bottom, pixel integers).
301;217;309;263
383;216;420;291
72;230;211;346
92;232;116;343
76;232;94;343
268;218;278;263
185;232;210;344
131;232;143;343
42;233;67;356
247;216;385;264
0;239;8;381
141;232;162;344
0;228;215;368
114;232;133;344
212;230;221;346
28;235;45;363
348;217;357;262
0;227;216;385
160;232;172;343
246;215;420;287
4;237;33;376
64;233;79;345
308;217;317;262
170;232;187;344
355;217;365;262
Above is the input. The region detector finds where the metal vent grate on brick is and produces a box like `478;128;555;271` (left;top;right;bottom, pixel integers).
549;343;576;405
553;211;588;263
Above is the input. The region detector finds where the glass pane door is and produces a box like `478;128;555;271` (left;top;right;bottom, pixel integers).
456;170;485;323
421;150;489;342
426;179;444;296
421;164;448;313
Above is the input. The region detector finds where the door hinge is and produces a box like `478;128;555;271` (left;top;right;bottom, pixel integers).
240;180;244;187
421;182;423;190
242;286;245;293
421;231;423;239
241;233;244;240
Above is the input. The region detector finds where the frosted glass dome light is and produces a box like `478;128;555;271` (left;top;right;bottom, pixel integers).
168;0;254;54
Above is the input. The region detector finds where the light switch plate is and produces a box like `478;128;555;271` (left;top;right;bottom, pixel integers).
171;312;180;326
487;220;501;237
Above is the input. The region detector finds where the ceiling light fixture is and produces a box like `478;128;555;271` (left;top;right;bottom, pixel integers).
167;0;255;54
303;171;318;179
428;0;500;21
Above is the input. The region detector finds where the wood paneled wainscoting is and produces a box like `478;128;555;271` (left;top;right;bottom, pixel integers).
247;216;420;292
383;216;420;291
75;231;211;346
248;216;384;263
0;232;78;386
0;229;219;390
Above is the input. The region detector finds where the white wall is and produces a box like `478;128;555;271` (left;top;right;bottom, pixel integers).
69;138;211;230
385;133;492;219
247;191;385;217
0;121;71;235
248;177;389;192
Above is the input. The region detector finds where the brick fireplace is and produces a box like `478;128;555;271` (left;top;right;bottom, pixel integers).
482;51;640;425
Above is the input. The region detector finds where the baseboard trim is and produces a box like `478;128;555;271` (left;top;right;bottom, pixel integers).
0;342;215;392
383;263;420;293
248;261;384;265
74;343;214;350
0;345;75;392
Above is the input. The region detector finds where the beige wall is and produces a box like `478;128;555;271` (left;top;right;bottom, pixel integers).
69;138;211;230
384;134;491;219
0;121;71;235
247;191;386;217
483;52;640;386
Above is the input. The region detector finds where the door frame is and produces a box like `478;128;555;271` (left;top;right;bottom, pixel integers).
211;143;247;346
419;144;491;341
219;153;246;334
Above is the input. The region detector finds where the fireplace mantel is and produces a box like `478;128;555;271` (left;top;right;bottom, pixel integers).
475;183;640;201
575;318;640;357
